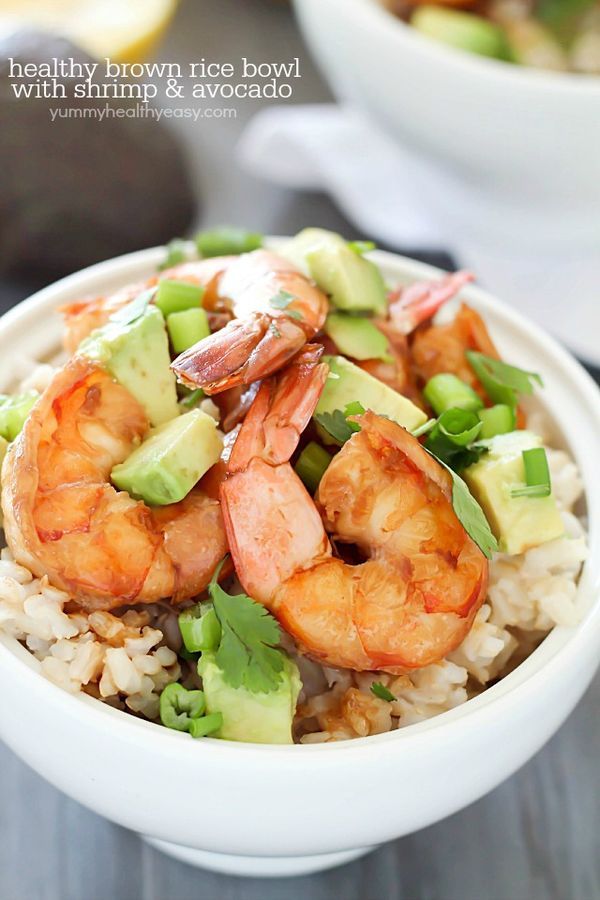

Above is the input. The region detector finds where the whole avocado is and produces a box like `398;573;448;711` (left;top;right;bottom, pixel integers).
0;30;196;278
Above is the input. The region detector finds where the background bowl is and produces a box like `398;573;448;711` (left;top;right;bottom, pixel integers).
0;245;599;878
292;0;600;255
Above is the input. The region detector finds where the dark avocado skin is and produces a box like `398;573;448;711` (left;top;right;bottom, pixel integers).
0;30;196;279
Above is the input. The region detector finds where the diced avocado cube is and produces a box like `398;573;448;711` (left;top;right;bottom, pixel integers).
167;308;210;354
282;228;387;314
198;651;301;744
463;431;564;555
324;313;391;361
79;302;178;427
411;6;512;60
316;356;427;433
0;391;38;441
111;409;223;506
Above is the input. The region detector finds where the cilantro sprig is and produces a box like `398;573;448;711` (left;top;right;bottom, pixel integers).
207;560;285;694
314;401;365;445
466;352;542;408
425;407;487;471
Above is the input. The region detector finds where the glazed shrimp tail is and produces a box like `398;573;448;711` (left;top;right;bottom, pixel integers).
221;373;488;671
171;251;328;394
228;344;328;472
2;357;227;610
388;270;475;335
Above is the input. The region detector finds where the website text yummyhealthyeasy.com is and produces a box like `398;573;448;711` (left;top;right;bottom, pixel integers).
8;57;301;103
48;104;238;123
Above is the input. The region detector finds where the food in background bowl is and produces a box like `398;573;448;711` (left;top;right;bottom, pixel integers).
0;228;587;746
384;0;600;73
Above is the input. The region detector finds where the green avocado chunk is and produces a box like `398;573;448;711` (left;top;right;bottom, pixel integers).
316;356;426;433
79;299;178;427
111;408;223;506
324;313;391;361
282;228;387;314
0;391;38;440
411;6;512;60
463;431;564;555
198;651;301;744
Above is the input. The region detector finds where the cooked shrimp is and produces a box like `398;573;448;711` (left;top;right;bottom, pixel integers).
2;357;227;611
60;257;234;355
410;302;501;394
171;250;328;394
356;271;474;400
221;352;488;672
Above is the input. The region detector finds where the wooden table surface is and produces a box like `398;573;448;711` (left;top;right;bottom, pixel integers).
1;2;599;897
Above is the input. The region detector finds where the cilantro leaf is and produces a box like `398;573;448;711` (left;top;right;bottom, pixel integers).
269;290;295;310
424;447;497;558
371;682;396;702
466;351;542;407
208;566;284;694
314;402;365;445
447;465;498;559
269;289;304;323
425;408;486;471
110;289;153;326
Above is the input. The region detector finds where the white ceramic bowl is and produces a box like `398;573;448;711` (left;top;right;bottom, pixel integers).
0;245;599;879
292;0;600;254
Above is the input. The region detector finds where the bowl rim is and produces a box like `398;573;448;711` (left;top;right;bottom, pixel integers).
1;242;599;759
309;0;600;95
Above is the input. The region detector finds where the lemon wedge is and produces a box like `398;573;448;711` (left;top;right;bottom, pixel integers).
0;0;179;63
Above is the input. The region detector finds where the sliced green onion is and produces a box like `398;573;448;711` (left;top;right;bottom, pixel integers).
371;682;396;702
348;240;376;255
189;712;223;739
167;308;210;354
466;352;542;407
158;237;187;271
295;442;333;494
195;227;262;258
478;404;516;439
511;447;551;498
0;391;39;441
155;279;204;317
179;604;222;654
159;683;206;732
423;374;483;415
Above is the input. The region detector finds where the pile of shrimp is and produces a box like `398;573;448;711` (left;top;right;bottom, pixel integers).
3;247;503;682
